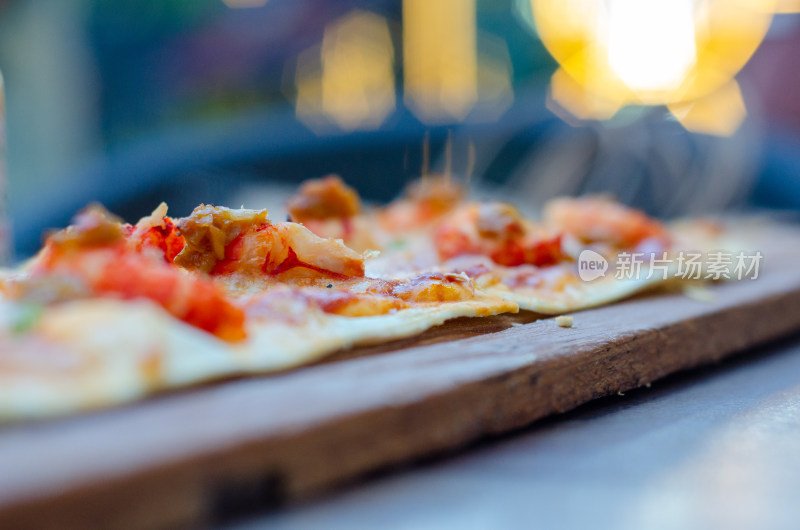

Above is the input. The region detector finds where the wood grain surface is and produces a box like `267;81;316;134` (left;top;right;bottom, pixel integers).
1;227;799;529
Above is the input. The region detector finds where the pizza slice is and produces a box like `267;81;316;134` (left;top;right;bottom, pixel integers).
287;176;747;314
166;201;516;368
0;202;516;422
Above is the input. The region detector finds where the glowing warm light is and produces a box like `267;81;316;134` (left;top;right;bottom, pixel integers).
294;11;395;132
745;0;800;13
668;79;747;136
607;0;697;95
774;0;800;12
294;1;513;129
222;0;268;8
403;0;478;123
548;66;621;122
531;0;798;135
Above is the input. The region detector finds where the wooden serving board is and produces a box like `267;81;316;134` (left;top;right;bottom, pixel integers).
2;226;800;529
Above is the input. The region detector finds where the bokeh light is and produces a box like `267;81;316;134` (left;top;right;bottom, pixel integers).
403;0;478;124
295;10;395;132
532;0;798;135
402;0;514;125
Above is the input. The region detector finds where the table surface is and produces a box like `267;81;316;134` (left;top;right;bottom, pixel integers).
234;335;800;530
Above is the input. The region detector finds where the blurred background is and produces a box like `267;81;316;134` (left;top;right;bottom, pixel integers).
0;0;799;258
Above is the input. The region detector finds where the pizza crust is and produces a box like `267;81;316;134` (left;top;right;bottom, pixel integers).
0;291;515;422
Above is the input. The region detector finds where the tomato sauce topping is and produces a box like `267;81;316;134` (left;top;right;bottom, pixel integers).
29;205;246;341
128;217;185;263
434;203;565;268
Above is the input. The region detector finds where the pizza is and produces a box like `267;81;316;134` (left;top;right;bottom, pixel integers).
0;201;515;421
0;176;745;422
289;176;742;312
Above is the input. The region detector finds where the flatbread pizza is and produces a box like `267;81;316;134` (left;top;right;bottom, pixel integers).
0;202;514;421
290;176;747;313
0;175;753;422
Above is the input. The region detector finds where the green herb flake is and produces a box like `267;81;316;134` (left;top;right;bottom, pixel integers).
11;304;44;335
387;239;408;250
